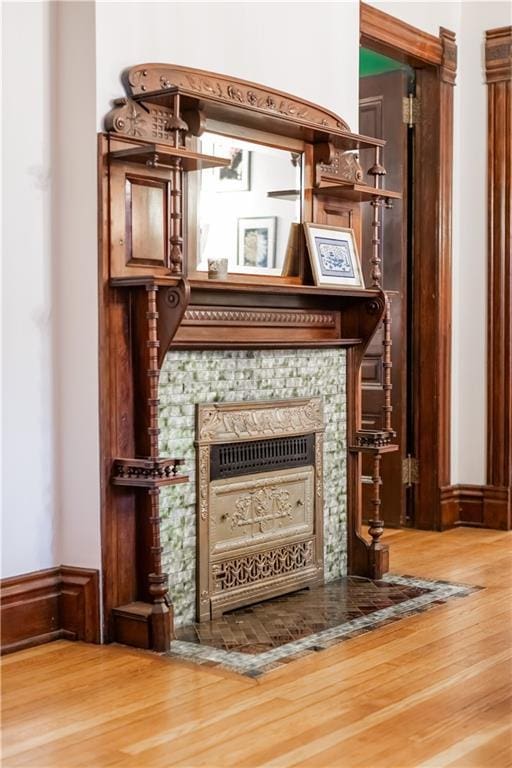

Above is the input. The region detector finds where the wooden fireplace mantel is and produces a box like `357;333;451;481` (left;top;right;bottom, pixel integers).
99;63;400;652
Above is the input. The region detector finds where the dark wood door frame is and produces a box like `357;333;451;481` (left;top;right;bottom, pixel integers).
485;27;512;530
360;3;456;529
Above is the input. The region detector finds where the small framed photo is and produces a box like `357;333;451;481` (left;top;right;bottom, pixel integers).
303;223;365;288
216;146;250;192
237;216;277;270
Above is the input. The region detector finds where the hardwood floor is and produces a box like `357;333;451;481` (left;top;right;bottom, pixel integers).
2;528;511;767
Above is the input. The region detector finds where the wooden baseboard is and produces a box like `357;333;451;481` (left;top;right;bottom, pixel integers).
1;565;100;655
440;484;511;530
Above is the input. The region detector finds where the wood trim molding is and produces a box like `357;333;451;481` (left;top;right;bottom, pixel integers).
360;3;443;66
0;566;100;655
486;27;512;528
436;28;456;495
440;485;511;530
485;26;512;83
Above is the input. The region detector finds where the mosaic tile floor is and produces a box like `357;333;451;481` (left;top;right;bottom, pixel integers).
167;574;480;677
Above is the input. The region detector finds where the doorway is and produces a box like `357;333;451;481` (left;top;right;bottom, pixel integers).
359;49;415;528
359;4;456;532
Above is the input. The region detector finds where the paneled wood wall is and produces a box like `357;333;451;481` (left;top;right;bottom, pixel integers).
0;566;100;655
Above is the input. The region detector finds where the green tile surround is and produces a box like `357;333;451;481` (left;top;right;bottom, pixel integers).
158;349;347;626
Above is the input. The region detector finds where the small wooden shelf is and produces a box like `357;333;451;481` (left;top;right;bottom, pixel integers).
111;457;188;489
130;88;386;151
267;189;300;201
109;143;231;171
314;183;402;202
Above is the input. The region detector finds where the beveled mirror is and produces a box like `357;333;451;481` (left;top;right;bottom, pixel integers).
193;132;302;276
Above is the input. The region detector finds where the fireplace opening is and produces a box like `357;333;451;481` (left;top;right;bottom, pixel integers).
196;398;325;620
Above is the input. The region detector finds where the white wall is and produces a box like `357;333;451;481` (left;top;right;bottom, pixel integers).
95;1;360;131
1;1;100;578
53;1;101;569
2;2;58;576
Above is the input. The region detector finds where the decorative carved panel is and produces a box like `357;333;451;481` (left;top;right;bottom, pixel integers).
197;397;324;443
210;467;314;554
105;98;179;145
182;308;337;328
109;159;173;278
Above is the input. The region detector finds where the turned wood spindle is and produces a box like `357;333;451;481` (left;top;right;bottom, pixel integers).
145;286;172;647
368;146;387;289
169;159;183;275
146;286;161;458
368;453;385;559
382;294;393;434
369;198;384;288
148;487;173;650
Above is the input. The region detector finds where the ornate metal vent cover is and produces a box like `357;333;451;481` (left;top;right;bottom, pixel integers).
196;398;324;621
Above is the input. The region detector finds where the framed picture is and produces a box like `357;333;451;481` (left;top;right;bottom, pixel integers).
215;146;250;192
303;223;365;288
237;217;277;270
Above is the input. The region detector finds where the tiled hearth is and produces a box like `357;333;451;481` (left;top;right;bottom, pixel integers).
167;575;480;677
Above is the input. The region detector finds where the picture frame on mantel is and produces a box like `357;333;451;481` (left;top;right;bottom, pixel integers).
237;216;277;270
304;223;365;289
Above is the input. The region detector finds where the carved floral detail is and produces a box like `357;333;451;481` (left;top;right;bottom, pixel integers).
198;445;209;521
315;434;323;502
104;98;147;138
125;64;350;131
230;487;293;533
198;398;324;442
319;150;364;183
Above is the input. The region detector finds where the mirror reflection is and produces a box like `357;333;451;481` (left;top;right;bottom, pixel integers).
195;133;302;275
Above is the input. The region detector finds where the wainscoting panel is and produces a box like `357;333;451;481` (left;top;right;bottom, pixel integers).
440;485;510;530
0;566;100;655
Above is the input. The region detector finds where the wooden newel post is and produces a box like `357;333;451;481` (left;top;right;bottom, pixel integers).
368;453;389;577
148;487;172;651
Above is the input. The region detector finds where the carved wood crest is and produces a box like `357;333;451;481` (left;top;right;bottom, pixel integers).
104;63;353;145
124;63;350;132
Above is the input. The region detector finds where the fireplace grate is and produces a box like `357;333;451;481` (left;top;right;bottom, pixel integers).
210;434;315;480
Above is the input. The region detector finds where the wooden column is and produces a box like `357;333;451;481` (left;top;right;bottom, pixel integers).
485;27;512;529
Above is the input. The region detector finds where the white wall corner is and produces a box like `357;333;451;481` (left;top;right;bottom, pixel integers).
53;0;101;569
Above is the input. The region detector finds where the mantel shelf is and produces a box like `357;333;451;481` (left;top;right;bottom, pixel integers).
109;143;231;171
314;183;402;202
187;275;381;300
110;273;382;301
